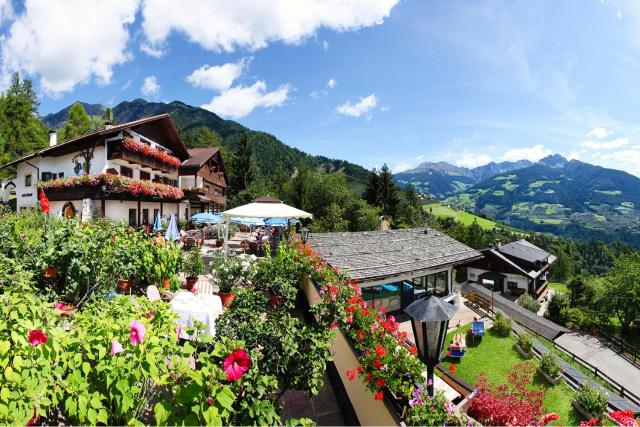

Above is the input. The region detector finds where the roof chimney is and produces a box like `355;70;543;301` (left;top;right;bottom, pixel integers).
495;239;501;248
104;121;114;130
48;129;57;147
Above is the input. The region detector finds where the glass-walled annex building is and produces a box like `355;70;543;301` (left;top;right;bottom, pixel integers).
308;228;482;314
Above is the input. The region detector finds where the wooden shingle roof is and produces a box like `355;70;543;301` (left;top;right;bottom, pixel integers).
309;228;483;284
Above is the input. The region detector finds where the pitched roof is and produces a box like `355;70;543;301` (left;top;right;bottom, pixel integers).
499;239;551;264
181;147;220;168
0;114;187;169
308;228;483;284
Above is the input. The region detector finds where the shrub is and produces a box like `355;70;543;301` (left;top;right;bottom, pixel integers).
516;331;533;353
519;293;541;313
183;246;205;278
209;251;255;293
405;390;468;426
492;311;512;337
546;292;569;323
468;364;547;426
540;353;562;378
575;384;608;417
254;244;302;307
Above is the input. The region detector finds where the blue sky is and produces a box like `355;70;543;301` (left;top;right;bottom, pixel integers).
2;0;640;175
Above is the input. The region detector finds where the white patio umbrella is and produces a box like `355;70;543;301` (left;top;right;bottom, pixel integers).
221;196;312;255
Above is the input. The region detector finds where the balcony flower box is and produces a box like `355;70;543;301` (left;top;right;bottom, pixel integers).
122;136;181;167
39;173;184;201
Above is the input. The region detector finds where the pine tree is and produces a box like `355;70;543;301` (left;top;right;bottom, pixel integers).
230;133;256;195
363;168;380;206
378;164;400;218
0;72;47;162
102;107;116;124
181;126;222;148
60;102;92;141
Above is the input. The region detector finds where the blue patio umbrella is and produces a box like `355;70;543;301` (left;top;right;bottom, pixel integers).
230;217;265;226
265;218;298;226
152;211;163;231
164;213;180;241
191;212;221;223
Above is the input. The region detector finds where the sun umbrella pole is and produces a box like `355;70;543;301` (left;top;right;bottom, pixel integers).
223;217;230;259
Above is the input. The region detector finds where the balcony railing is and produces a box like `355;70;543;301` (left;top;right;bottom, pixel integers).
108;141;179;174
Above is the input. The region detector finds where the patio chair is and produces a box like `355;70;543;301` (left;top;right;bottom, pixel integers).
449;347;466;359
194;281;214;295
146;285;162;302
471;321;485;341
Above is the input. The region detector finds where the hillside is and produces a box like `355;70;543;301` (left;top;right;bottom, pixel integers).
444;154;640;245
394;160;531;197
41;99;370;183
422;202;497;230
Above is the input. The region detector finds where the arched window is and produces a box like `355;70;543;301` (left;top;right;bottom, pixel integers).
62;202;76;219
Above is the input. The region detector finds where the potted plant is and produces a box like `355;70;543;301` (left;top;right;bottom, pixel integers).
538;353;562;385
572;383;608;421
514;331;533;359
183;247;205;290
209;251;254;307
255;255;298;307
152;243;181;289
111;233;138;293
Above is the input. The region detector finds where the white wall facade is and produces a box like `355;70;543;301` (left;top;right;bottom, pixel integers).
467;267;529;291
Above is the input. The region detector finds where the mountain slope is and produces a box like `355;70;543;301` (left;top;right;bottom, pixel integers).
445;155;640;245
43;102;105;128
42;99;370;182
393;160;531;197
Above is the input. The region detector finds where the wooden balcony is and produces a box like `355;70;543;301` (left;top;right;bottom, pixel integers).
108;143;178;174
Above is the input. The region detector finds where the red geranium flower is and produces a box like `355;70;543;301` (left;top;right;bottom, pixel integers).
375;343;387;357
409;345;418;356
223;349;252;381
346;368;356;381
374;391;384;401
375;378;386;387
28;329;47;346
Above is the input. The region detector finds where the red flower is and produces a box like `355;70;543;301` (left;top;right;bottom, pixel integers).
375;378;386;387
372;359;382;369
448;363;457;373
223;349;252;381
409;346;418;356
28;329;47;346
375;344;387;358
374;391;384;401
346;368;356;381
357;365;364;374
366;373;373;383
357;330;365;341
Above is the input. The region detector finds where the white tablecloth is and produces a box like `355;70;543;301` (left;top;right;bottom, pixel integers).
170;291;224;339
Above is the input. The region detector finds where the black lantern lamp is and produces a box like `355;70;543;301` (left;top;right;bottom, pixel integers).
404;295;459;397
300;227;310;244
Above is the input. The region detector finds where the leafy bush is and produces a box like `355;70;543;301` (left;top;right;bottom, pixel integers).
405;390;468;426
468;363;547;426
492;311;512;337
516;331;533;353
519;293;541;313
182;246;205;278
546;292;569;323
209;251;255;293
254;243;302;307
540;353;562;378
575;384;608;417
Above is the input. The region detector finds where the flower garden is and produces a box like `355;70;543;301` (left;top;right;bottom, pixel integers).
38;173;184;201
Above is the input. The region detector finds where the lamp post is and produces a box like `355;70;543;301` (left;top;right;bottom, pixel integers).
300;226;310;244
404;295;458;397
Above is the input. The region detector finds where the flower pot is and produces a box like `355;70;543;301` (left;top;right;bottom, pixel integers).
43;265;58;279
219;291;235;308
513;343;533;359
186;276;198;290
537;367;562;385
162;278;171;289
572;399;600;421
117;278;131;293
268;294;284;307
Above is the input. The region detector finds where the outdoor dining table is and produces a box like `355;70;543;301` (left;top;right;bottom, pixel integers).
170;290;223;340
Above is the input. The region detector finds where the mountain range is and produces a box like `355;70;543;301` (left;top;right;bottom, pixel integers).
41;99;370;183
393;159;532;198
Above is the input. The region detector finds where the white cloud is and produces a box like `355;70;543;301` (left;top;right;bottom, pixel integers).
600;146;640;175
310;78;337;98
121;79;132;90
141;75;160;97
0;0;13;24
327;78;336;89
0;0;138;96
140;43;165;58
335;94;377;118
501;144;552;161
586;127;612;139
455;153;493;168
201;80;290;119
186;58;250;91
393;163;412;173
581;137;629;150
379;106;390;112
141;0;398;53
322;40;330;50
565;150;582;160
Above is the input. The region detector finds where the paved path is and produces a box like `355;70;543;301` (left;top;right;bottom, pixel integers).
555;332;640;398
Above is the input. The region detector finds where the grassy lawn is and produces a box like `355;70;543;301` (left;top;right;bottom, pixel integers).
441;324;582;426
423;204;496;230
549;282;569;294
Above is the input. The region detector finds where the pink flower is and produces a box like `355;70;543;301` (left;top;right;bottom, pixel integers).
346;368;357;381
223;349;251;381
28;329;47;346
111;340;124;356
54;302;65;310
175;324;182;341
129;320;146;345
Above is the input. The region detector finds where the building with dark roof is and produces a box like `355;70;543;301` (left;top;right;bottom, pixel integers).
179;147;228;215
464;239;557;300
308;228;482;313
